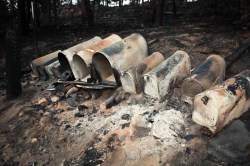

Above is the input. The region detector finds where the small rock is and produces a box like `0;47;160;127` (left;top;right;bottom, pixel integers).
181;144;186;148
75;111;85;117
50;110;58;115
64;124;71;130
38;98;49;106
183;134;195;142
66;97;78;107
78;90;91;100
57;136;66;142
56;91;65;98
19;111;24;116
78;105;88;111
38;110;44;116
75;123;82;127
130;115;150;138
91;90;102;99
43;112;50;116
88;116;93;121
103;130;109;135
31;138;38;144
65;86;79;98
88;107;97;114
121;114;130;121
51;96;60;103
121;123;130;129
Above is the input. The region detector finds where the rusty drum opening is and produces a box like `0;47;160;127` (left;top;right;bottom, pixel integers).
92;52;113;82
72;54;89;79
70;34;122;80
92;33;148;85
58;52;74;74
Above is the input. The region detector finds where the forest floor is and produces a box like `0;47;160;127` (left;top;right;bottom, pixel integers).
0;19;250;166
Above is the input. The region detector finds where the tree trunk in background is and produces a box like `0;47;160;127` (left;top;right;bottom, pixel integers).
48;0;52;24
18;0;27;35
4;28;22;100
153;0;162;26
34;0;41;27
119;0;122;7
84;0;94;28
53;0;57;24
26;0;31;31
172;0;176;16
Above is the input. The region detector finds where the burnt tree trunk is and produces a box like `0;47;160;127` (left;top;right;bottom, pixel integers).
4;28;22;100
152;0;164;26
119;0;122;7
172;0;176;16
18;0;27;35
48;0;52;23
53;0;57;24
84;0;94;28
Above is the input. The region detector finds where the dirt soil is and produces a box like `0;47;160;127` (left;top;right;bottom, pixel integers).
0;21;250;166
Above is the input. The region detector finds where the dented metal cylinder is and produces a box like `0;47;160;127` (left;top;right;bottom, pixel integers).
143;50;191;100
121;52;165;94
58;36;102;78
71;34;122;80
193;70;250;133
181;55;226;104
92;33;148;85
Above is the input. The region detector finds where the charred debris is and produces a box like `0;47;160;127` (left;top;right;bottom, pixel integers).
30;32;250;134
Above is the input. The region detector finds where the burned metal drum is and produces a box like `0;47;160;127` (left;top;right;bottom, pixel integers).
121;52;165;94
30;50;60;76
58;36;102;78
71;34;122;80
92;33;148;85
181;55;226;104
193;70;250;133
143;50;191;100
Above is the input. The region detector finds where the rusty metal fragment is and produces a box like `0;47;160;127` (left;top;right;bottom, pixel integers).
44;61;61;78
181;55;226;104
92;33;148;85
193;70;250;133
143;50;191;100
71;34;122;80
58;36;102;78
121;52;165;94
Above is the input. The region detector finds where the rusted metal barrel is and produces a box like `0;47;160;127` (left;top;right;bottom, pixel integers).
143;50;191;100
181;55;226;104
71;34;122;80
121;52;165;94
58;36;102;78
30;50;60;76
193;70;250;133
92;33;148;85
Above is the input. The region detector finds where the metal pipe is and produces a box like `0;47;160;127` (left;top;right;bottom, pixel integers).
58;36;102;78
92;33;148;85
121;52;165;94
143;50;191;100
71;34;122;80
193;70;250;133
181;55;226;104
